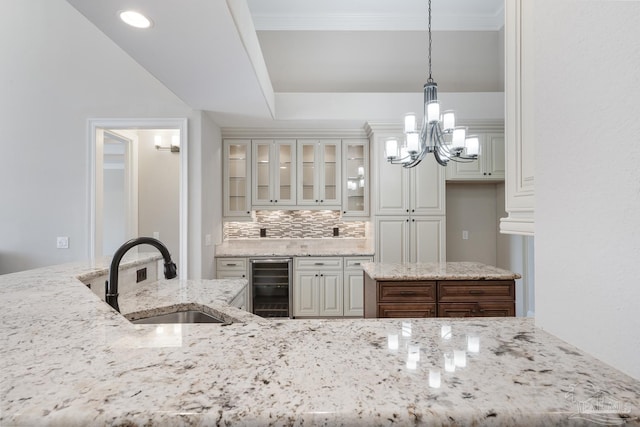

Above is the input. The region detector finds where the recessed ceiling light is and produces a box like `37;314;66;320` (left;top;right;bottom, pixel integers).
119;10;152;29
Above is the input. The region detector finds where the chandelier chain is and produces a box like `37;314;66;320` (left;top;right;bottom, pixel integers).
427;0;433;83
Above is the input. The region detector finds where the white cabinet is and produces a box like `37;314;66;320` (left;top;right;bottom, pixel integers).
222;140;252;219
215;257;248;280
343;256;373;317
376;216;445;264
252;140;296;207
370;127;446;263
501;0;535;236
293;257;343;317
342;139;369;218
375;136;445;216
446;133;505;181
222;136;369;215
297;140;341;208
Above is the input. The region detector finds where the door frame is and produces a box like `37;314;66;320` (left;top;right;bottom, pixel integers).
88;118;188;279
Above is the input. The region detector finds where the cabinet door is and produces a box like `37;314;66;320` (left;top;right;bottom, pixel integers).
342;139;369;218
375;216;410;263
223;140;252;218
252;140;296;207
375;133;409;215
297;140;341;207
319;272;343;316
410;156;445;215
252;140;273;206
343;271;364;316
293;272;319;317
298;141;317;205
410;216;446;263
273;140;296;206
445;153;484;181
485;133;505;179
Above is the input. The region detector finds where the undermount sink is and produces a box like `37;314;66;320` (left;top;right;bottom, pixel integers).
130;310;224;324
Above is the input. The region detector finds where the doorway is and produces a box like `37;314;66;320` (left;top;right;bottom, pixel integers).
89;118;188;279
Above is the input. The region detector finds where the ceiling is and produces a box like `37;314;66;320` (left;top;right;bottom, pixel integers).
66;0;504;128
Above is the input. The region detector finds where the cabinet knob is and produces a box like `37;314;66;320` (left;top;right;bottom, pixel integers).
488;173;492;176
246;211;250;214
483;173;487;176
270;199;273;202
411;209;415;213
406;209;409;213
412;219;415;222
406;219;409;222
320;200;324;203
275;200;278;203
343;211;347;214
316;199;319;202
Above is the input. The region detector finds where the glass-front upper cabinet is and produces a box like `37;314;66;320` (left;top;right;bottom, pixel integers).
223;140;252;219
297;139;341;208
342;139;369;218
252;140;296;207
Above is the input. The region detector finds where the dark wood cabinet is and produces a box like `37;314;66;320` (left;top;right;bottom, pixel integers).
364;274;515;318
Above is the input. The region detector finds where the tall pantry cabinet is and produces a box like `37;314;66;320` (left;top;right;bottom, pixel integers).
368;125;446;263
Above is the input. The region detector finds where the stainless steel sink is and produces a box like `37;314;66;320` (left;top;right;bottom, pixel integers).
130;310;224;324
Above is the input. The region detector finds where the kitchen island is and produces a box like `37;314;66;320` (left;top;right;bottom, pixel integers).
363;262;522;318
1;259;639;426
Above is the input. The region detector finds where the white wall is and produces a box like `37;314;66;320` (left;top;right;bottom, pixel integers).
446;183;498;266
534;1;640;379
0;0;194;274
187;112;221;280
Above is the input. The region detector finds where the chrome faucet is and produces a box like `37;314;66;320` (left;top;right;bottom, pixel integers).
105;237;177;312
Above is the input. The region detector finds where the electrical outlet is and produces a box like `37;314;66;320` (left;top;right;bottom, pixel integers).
260;228;267;238
56;236;69;249
333;227;339;237
136;267;147;283
153;231;160;239
462;230;469;240
205;234;212;246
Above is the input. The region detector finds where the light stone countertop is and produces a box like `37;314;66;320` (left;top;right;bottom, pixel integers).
215;238;375;257
362;261;522;280
2;258;639;426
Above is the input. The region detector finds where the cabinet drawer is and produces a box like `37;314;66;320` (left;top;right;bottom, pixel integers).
344;257;373;270
216;257;248;270
295;257;343;270
438;280;514;302
378;281;436;302
438;302;515;317
377;303;436;318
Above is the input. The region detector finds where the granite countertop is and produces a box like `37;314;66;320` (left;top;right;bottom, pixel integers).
362;261;522;280
215;238;375;257
2;260;639;426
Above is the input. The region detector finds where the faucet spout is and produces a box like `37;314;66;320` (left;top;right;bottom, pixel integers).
105;237;177;312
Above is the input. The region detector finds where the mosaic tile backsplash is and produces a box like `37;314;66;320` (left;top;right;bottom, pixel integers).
224;210;367;240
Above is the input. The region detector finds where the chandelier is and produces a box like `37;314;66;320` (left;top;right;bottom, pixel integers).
385;0;479;168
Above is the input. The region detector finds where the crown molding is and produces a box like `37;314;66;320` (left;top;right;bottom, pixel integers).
365;119;503;137
221;127;369;140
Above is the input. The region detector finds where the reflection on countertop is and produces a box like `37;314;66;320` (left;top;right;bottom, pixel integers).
1;258;639;426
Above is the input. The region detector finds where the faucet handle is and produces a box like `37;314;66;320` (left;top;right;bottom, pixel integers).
164;261;177;279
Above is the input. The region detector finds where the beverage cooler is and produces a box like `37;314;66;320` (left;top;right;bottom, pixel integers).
250;258;292;318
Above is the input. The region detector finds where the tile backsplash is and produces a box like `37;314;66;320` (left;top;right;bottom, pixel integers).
224;210;367;240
